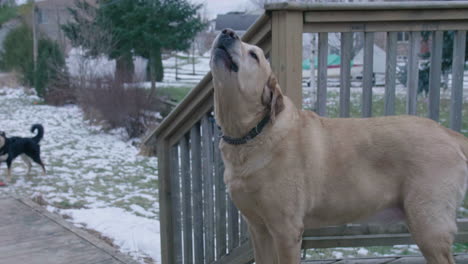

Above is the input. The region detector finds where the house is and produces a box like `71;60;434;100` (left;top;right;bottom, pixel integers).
374;32;409;61
214;12;259;36
35;0;97;53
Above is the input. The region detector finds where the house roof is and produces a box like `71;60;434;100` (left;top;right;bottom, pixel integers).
215;12;259;31
36;0;97;9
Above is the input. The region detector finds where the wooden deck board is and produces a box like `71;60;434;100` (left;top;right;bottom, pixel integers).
334;257;397;263
302;254;468;263
0;196;138;264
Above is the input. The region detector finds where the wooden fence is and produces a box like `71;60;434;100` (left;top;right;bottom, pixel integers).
143;2;468;264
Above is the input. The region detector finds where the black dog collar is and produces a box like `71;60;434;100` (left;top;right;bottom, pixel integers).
220;114;270;145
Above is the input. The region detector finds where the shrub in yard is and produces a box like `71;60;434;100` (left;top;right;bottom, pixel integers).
0;24;34;86
44;67;75;106
0;23;67;99
77;76;167;138
396;62;431;96
35;38;66;98
146;49;164;82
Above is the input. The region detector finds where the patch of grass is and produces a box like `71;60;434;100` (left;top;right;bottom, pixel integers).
158;86;192;103
127;196;153;207
317;90;468;137
54;199;87;209
453;243;468;252
304;243;468;260
164;54;201;69
175;54;191;60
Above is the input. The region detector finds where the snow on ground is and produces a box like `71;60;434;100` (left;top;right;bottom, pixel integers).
67;48;150;81
67;48;115;78
159;53;210;87
66;48;210;88
60;207;160;262
0;87;159;264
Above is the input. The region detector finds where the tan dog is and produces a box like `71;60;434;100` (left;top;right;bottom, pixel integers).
210;29;468;264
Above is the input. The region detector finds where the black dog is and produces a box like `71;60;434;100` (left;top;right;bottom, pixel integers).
0;124;46;182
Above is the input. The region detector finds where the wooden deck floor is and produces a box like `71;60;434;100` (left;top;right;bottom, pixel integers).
0;196;138;264
303;254;468;263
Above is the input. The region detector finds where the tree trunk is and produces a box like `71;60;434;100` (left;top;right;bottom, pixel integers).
192;42;196;75
155;47;163;82
309;34;316;92
146;46;164;83
115;53;134;83
175;52;178;80
146;47;163;100
443;71;449;90
149;50;156;96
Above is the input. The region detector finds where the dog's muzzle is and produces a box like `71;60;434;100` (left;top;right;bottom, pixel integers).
213;28;239;72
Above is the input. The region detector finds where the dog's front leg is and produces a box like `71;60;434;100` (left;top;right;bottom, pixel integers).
269;222;303;264
248;222;278;264
6;166;11;183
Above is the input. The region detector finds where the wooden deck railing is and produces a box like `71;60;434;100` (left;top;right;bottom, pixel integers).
143;2;468;264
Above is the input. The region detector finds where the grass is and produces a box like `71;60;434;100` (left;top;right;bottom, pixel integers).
304;243;468;260
164;54;203;70
304;89;468;137
157;86;192;103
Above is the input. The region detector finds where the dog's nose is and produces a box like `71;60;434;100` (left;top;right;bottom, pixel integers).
221;28;239;40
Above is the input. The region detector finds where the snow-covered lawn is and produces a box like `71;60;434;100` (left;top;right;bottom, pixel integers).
0;87;160;263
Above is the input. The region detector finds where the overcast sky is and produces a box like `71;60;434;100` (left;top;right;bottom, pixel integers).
190;0;256;19
16;0;256;20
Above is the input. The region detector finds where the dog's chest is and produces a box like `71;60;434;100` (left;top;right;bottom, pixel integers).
222;150;273;214
225;172;271;223
221;144;273;179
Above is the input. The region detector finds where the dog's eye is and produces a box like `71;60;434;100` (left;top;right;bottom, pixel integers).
249;50;259;62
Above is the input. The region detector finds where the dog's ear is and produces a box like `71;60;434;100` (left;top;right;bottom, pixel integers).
262;73;284;121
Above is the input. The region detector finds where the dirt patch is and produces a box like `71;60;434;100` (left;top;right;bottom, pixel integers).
85;228;117;248
0;72;21;88
31;193;48;206
143;256;155;264
83;229;155;264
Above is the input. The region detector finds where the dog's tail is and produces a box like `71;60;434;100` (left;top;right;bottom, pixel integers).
31;124;44;143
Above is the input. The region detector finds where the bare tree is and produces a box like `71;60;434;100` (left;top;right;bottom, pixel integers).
63;1;116;58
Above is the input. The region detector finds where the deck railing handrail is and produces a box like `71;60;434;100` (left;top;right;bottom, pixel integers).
265;1;468;10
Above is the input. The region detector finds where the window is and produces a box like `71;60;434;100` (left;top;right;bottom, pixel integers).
37;9;48;24
397;32;409;42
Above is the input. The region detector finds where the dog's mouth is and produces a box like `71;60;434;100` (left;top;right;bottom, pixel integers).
214;46;239;73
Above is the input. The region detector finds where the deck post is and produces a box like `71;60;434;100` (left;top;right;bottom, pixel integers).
271;10;303;109
157;139;174;264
